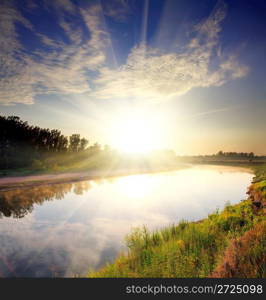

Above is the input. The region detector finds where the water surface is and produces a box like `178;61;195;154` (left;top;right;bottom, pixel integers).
0;165;253;277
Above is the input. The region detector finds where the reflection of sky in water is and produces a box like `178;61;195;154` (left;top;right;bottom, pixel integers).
0;165;253;277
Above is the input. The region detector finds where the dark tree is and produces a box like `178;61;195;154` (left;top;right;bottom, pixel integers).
79;138;89;151
69;134;81;152
0;115;91;169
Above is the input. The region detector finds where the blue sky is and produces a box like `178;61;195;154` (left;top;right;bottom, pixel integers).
0;0;265;154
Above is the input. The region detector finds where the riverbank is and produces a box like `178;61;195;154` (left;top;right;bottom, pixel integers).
0;160;261;191
0;164;189;191
88;163;266;278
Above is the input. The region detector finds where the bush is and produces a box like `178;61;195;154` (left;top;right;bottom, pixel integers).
211;221;266;277
31;159;46;171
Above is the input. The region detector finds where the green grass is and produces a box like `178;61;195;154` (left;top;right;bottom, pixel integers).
0;151;115;177
89;164;266;278
250;163;266;197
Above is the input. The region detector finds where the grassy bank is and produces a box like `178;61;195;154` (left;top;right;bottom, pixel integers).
89;164;266;278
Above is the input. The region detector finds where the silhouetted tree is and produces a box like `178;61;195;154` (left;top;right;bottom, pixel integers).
69;134;81;152
79;138;89;151
0;115;91;169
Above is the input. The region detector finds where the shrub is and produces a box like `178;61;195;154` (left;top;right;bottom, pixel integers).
31;159;45;170
211;221;266;278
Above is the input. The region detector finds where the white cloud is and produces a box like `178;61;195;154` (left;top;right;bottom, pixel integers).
0;1;35;104
91;1;248;102
102;0;132;22
0;0;248;106
0;1;108;105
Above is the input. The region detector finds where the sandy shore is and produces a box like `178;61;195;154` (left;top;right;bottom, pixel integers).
0;163;251;192
0;170;129;191
0;165;188;191
0;171;95;185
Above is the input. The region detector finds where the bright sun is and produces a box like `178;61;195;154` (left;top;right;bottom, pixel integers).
112;112;164;153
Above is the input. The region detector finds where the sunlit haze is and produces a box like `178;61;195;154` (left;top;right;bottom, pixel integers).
1;0;266;282
111;110;166;153
0;0;266;155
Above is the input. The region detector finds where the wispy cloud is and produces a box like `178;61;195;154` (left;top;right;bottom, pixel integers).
0;0;248;105
91;1;248;102
101;0;132;22
0;0;35;104
0;0;108;105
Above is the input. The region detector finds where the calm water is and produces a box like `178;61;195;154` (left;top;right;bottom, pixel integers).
0;165;252;277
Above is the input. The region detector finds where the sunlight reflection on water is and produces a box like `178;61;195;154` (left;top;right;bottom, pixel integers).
0;165;253;277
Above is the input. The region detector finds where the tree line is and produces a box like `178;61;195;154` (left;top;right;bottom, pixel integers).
0;115;89;153
216;151;255;158
0;115;95;169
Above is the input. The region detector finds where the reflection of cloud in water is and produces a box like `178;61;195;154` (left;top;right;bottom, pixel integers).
0;209;169;277
0;218;119;277
0;166;253;277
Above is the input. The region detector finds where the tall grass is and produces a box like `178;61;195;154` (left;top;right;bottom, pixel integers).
88;164;266;278
89;200;265;277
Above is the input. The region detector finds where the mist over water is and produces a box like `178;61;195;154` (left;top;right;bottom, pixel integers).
0;165;253;277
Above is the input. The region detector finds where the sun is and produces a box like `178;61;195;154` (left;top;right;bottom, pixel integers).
111;111;164;153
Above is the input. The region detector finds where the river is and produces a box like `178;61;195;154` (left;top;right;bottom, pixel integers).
0;164;253;277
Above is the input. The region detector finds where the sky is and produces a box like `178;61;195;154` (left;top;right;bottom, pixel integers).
0;0;265;155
